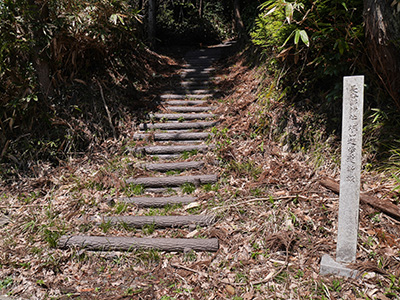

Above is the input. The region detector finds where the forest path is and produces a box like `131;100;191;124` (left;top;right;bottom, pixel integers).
58;41;237;253
1;41;399;300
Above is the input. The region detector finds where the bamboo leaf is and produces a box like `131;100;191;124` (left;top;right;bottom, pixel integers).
265;6;277;16
285;3;293;24
294;29;300;45
282;30;295;47
299;30;309;47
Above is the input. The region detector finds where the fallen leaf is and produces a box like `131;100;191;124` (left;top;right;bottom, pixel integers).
225;284;235;295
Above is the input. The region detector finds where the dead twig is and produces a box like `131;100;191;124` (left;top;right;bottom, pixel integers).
212;195;307;211
0;204;46;209
96;79;116;139
170;263;208;277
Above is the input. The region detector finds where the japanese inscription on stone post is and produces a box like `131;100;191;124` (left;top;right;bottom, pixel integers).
336;76;364;263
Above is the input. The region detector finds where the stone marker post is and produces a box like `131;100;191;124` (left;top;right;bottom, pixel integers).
320;75;364;277
337;75;364;263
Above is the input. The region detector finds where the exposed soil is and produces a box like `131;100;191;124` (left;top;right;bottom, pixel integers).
0;46;400;300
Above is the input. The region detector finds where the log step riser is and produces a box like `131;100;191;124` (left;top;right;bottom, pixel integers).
151;113;216;120
162;100;210;106
160;94;213;100
165;106;215;113
109;196;197;207
139;121;218;131
92;215;215;228
133;132;210;141
58;236;219;252
126;174;218;188
133;145;211;155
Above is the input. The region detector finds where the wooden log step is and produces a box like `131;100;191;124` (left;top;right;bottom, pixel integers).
181;75;212;80
126;174;218;187
160;94;213;100
180;84;212;90
151;113;216;120
180;80;211;85
179;83;211;88
185;55;216;60
58;236;219;252
185;61;215;65
165;106;215;112
162;89;213;95
141;161;205;172
162;100;209;106
111;196;197;207
134;144;211;155
139;121;217;131
92;215;215;228
133;132;210;141
182;68;215;73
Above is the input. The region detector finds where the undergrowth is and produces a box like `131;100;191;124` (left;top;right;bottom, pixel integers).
247;0;400;176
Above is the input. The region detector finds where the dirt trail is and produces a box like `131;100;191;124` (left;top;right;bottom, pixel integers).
0;42;400;299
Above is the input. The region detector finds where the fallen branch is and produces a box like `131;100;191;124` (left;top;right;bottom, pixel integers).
320;177;400;220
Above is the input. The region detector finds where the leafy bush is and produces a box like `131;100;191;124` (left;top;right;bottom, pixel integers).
252;0;364;99
0;0;155;170
251;0;400;170
250;0;365;142
156;1;233;45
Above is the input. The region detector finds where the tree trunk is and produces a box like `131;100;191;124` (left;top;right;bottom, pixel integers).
199;0;203;17
363;0;400;109
148;0;156;48
234;0;247;42
27;0;53;99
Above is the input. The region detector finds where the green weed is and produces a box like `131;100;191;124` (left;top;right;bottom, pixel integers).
142;224;155;235
181;182;196;194
165;170;182;176
0;277;13;289
114;202;128;214
100;220;113;233
124;184;144;196
43;228;63;248
202;183;219;192
226;160;262;180
136;249;160;264
18;191;40;204
181;150;198;159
